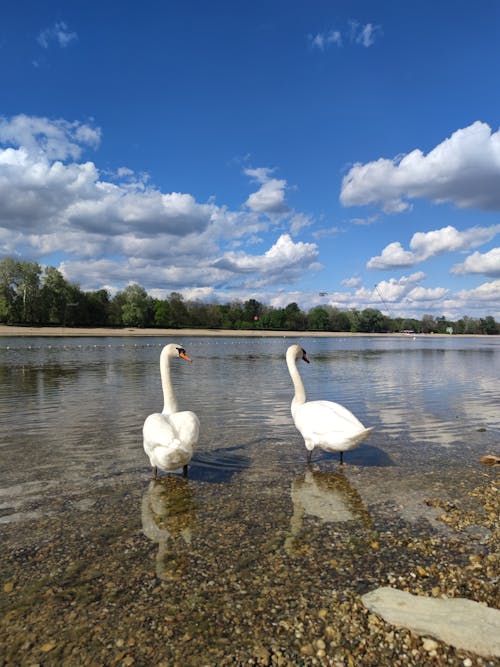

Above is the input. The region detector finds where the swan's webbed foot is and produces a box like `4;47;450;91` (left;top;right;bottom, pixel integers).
182;464;188;478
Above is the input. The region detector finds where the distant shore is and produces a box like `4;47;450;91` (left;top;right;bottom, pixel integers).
0;325;495;338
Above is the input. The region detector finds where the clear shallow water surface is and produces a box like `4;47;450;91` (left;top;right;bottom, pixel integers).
1;335;499;666
0;335;498;524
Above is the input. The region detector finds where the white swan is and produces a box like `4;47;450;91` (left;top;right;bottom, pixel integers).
143;343;200;478
286;344;373;464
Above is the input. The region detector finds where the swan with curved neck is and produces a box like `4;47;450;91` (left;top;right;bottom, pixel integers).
286;344;373;464
143;343;199;478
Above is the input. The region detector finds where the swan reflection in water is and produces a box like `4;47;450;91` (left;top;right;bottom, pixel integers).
141;476;198;580
285;468;372;555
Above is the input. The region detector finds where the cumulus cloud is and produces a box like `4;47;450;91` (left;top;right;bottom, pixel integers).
37;21;77;49
244;167;289;215
341;121;500;213
317;272;464;319
367;242;415;269
0;114;101;160
0;114;323;297
212;233;320;285
342;276;362;287
452;247;500;276
405;286;449;302
370;272;426;302
454;279;500;302
438;279;500;319
367;224;500;269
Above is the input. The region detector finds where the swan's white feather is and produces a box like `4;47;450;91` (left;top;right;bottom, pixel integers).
286;344;373;458
143;344;199;474
293;400;373;452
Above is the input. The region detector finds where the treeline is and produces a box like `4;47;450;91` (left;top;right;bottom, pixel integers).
1;258;499;334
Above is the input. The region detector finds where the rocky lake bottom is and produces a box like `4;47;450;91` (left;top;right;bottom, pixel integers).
1;454;498;667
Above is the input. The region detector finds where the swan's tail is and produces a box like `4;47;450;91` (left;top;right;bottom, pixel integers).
348;426;374;448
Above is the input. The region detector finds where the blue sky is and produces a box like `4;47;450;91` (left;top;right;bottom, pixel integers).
1;0;500;319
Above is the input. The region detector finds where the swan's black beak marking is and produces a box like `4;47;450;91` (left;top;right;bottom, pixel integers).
301;348;310;363
177;347;193;362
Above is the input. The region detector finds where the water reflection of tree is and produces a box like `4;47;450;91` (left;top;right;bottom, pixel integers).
285;468;372;555
141;477;198;581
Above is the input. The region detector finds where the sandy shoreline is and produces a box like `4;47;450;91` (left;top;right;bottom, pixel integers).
0;325;391;338
0;325;495;338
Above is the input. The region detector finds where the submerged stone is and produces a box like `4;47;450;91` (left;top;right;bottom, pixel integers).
361;587;500;657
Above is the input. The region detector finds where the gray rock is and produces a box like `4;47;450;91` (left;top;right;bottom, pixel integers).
361;587;500;657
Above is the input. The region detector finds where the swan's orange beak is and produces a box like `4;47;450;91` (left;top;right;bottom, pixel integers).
179;351;192;362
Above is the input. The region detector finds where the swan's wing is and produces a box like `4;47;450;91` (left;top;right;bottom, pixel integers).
294;400;371;448
143;413;181;455
168;410;200;447
296;400;365;432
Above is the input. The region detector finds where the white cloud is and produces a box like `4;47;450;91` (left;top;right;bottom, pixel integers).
406;286;449;302
452;247;500;276
353;23;379;47
371;272;426;302
367;241;415;269
212;233;320;285
289;212;313;235
341;121;500;212
310;30;342;50
454;279;500;302
367;224;500;269
244;167;289;214
310;21;380;51
0;114;101;160
312;226;340;239
37;22;77;49
342;276;362;287
0;115;323;296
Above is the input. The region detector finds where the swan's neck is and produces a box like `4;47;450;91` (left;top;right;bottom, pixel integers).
287;352;306;408
160;350;178;414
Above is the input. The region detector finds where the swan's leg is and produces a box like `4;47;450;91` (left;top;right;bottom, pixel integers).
339;451;344;466
307;449;312;463
182;464;188;478
153;466;158;480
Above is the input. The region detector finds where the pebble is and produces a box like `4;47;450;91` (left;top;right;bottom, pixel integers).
1;472;498;666
422;638;438;651
40;641;57;652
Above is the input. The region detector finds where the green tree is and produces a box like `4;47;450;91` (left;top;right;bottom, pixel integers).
154;299;172;327
40;267;72;324
168;292;189;328
83;289;110;326
421;314;436;334
121;284;151;326
480;315;498;335
0;258;42;324
284;302;305;330
204;304;223;328
356;308;387;333
242;299;263;326
327;307;351;332
308;306;330;330
261;308;286;329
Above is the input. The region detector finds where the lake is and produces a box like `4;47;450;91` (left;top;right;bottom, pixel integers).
1;335;498;665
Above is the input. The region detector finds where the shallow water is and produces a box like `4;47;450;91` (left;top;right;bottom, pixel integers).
0;335;498;523
1;335;499;665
